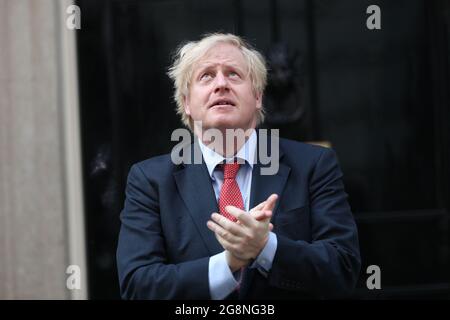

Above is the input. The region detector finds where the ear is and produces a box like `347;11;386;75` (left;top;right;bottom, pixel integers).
255;92;263;110
183;95;191;115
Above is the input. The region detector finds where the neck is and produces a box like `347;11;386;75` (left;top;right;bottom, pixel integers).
197;127;255;158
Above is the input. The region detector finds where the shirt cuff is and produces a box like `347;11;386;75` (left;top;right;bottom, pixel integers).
209;251;239;300
249;232;278;277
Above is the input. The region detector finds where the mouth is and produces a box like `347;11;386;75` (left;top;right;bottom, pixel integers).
208;99;236;109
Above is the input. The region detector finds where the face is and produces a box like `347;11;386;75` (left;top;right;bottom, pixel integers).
184;42;262;135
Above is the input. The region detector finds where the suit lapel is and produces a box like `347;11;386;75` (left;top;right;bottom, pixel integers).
249;130;290;220
173;141;223;256
249;162;290;220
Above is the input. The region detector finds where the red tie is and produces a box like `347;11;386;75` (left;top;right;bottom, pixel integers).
218;161;245;293
218;162;244;222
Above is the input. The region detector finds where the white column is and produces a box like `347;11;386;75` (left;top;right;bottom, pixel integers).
0;0;88;299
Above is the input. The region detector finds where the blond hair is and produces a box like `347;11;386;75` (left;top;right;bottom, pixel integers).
167;33;267;130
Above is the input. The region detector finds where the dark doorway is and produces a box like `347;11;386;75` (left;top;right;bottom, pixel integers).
76;0;450;299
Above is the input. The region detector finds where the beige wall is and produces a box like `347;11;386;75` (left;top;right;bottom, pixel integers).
0;0;87;299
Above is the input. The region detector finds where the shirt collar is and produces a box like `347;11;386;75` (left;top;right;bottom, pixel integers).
198;129;257;178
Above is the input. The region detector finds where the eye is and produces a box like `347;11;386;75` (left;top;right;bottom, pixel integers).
229;71;240;78
200;72;213;81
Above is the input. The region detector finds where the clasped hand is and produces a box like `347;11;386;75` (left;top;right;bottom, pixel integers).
207;194;278;271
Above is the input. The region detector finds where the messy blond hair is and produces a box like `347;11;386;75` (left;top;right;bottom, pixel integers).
167;33;267;130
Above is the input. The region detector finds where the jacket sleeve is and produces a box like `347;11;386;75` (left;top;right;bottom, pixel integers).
116;164;211;299
268;148;361;298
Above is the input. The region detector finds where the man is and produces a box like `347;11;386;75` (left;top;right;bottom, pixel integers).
116;33;361;299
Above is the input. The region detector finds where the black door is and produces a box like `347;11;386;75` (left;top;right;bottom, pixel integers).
76;0;450;299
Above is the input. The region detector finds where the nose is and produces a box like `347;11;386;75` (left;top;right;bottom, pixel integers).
213;72;229;93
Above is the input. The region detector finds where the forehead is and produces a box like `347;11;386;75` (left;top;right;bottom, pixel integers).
193;42;247;71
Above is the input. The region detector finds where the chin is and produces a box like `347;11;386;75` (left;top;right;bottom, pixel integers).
206;115;239;128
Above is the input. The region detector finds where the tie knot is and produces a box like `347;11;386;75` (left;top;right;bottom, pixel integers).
220;162;241;179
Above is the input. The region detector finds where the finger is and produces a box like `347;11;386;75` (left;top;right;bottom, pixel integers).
269;223;274;231
251;210;265;220
214;233;243;258
226;206;256;228
252;210;272;221
250;201;266;213
263;194;278;212
215;232;233;251
263;194;278;211
210;212;247;237
207;220;240;244
258;211;273;230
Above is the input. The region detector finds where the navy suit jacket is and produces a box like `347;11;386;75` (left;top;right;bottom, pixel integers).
116;131;361;299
